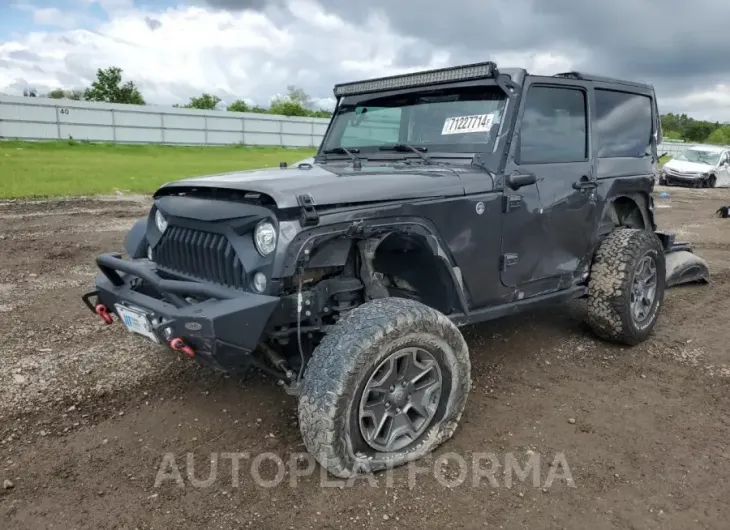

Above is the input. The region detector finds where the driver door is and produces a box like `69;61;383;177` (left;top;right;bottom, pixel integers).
500;78;597;297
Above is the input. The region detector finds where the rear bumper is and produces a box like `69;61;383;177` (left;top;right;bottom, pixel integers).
83;253;280;371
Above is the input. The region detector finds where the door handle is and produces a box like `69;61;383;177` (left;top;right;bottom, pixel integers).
506;170;537;190
572;176;597;191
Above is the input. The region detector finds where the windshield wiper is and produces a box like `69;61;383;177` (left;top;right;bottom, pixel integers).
321;146;363;169
378;143;433;165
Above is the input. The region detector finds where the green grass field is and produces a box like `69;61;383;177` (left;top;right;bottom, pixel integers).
0;141;673;199
0;141;316;199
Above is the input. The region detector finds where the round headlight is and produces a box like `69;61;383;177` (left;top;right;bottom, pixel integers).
254;220;277;256
155;210;168;233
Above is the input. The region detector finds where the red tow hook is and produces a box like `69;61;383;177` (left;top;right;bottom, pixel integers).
169;338;195;357
94;304;113;325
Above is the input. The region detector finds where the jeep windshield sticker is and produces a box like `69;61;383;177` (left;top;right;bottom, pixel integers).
441;113;494;135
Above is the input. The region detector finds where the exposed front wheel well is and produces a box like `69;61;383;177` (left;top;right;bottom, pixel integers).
365;232;462;315
268;229;463;345
262;229;465;384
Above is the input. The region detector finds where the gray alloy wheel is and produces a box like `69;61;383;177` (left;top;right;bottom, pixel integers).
358;347;443;452
630;255;658;324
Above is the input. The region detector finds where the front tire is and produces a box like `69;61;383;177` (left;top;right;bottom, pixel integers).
298;298;471;478
585;229;666;345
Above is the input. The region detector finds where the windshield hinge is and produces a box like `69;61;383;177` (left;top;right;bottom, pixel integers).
297;193;319;227
502;195;523;213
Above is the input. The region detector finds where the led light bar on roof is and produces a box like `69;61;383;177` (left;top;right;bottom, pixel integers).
333;61;497;97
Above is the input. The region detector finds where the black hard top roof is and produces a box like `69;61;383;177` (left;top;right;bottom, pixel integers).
551;71;654;91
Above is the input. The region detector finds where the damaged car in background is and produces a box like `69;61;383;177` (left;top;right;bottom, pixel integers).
82;62;710;478
659;145;730;188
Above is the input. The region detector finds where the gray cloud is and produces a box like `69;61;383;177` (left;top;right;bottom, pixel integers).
202;0;730;115
7;50;41;62
200;0;273;10
144;17;162;31
4;0;729;120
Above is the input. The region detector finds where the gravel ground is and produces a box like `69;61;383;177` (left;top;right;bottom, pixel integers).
1;187;729;529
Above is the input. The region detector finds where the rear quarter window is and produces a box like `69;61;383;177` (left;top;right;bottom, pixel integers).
595;89;653;158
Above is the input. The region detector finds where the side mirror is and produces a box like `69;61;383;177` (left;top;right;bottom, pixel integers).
506;171;537;190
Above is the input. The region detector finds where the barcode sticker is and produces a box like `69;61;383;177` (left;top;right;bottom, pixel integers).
442;113;494;135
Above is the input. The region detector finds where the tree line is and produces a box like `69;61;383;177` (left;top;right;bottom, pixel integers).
660;113;730;145
22;66;332;119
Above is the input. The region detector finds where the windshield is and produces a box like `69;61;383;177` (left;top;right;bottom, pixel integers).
321;85;508;156
675;149;721;166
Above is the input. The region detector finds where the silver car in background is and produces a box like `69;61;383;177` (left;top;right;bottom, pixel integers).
659;145;730;188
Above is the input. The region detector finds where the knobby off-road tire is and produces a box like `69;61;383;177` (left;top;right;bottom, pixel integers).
586;228;666;345
298;298;471;478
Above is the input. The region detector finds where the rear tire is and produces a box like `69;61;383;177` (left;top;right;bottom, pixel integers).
585;229;666;345
298;298;470;478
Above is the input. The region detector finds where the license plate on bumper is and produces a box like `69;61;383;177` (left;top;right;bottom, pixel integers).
115;304;160;343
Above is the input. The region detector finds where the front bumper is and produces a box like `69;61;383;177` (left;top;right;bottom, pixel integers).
83;253;280;371
662;173;706;187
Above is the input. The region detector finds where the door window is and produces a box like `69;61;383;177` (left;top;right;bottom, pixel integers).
595;89;653;158
518;86;588;164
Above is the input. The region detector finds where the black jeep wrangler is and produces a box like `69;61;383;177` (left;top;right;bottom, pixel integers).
83;62;709;477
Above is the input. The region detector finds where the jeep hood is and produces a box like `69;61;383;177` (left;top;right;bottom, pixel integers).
157;164;466;209
664;159;714;173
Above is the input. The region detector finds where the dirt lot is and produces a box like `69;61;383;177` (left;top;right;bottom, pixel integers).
1;187;729;530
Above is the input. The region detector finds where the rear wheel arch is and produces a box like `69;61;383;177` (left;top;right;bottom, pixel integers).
610;196;648;229
599;194;653;238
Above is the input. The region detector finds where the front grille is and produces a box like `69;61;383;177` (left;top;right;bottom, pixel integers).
155;226;246;289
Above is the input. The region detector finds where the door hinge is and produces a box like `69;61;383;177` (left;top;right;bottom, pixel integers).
502;194;523;213
297;193;319;227
500;253;519;271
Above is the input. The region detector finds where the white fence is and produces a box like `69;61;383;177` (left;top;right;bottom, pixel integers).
2;95;726;155
658;139;730;158
658;140;694;158
0;95;331;147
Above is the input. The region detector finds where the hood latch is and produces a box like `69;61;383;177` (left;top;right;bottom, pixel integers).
297;193;319;227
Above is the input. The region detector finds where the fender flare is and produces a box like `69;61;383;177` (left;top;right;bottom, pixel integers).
124;218;148;259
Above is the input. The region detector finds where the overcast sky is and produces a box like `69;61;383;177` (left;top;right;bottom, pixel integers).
2;0;729;120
